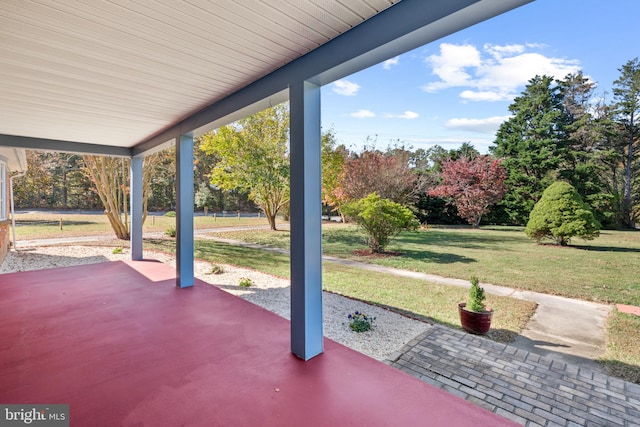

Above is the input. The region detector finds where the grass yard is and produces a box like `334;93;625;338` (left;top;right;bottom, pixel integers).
205;224;640;383
213;225;640;306
600;310;640;383
146;238;536;343
13;212;273;240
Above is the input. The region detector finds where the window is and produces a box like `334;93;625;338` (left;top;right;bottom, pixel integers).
0;161;6;221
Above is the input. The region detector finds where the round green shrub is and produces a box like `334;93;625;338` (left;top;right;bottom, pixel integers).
525;181;600;245
342;192;419;253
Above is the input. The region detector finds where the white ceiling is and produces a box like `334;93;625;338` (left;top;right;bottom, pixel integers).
0;0;532;155
0;0;397;148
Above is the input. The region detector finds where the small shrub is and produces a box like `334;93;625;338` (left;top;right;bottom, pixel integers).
239;277;253;287
165;226;176;237
348;310;375;332
164;211;176;217
112;247;124;254
341;192;419;253
467;275;487;313
207;264;224;275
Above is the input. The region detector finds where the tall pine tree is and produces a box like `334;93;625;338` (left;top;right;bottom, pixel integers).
491;75;571;224
611;58;640;227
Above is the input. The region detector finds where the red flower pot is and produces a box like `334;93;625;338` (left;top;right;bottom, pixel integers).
458;303;493;335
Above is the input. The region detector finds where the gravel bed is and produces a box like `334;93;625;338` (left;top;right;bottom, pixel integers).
1;246;431;361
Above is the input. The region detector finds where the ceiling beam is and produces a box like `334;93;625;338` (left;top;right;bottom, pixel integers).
133;0;533;156
0;134;132;157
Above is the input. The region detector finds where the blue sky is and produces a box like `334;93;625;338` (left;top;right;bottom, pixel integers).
320;0;639;154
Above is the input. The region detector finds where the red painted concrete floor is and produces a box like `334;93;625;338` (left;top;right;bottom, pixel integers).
0;260;517;426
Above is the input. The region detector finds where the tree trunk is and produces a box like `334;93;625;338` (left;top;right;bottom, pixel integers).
83;155;130;240
267;213;277;231
261;202;278;231
623;113;634;227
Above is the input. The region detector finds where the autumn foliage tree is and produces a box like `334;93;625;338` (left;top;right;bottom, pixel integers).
429;155;507;227
320;129;348;220
330;149;417;212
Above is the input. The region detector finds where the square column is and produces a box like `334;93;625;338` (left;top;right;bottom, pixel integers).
176;134;194;288
289;80;323;360
130;156;144;261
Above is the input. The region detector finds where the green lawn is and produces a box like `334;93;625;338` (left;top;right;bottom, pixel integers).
146;238;536;343
601;310;640;383
213;225;640;306
202;224;640;382
14;212;273;240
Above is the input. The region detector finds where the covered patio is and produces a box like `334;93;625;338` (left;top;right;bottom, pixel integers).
0;260;517;426
1;0;533;424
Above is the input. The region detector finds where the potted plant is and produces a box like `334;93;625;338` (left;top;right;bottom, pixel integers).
458;276;493;335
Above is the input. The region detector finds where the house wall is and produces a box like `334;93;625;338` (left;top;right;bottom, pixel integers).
0;165;9;264
0;221;8;264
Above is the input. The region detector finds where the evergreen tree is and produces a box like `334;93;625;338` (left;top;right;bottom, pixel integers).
611;58;640;227
557;72;614;227
525;181;600;245
492;75;572;224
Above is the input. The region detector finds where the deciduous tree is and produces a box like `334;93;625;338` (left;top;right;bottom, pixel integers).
83;156;131;239
429;155;506;227
83;154;159;239
320;128;348;220
199;104;289;230
337;149;417;206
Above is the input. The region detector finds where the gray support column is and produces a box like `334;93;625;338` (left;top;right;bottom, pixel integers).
176;134;194;288
130;156;144;261
289;80;323;360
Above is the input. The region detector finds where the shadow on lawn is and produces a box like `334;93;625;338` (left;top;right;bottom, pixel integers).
394;249;475;264
396;229;527;249
572;244;640;253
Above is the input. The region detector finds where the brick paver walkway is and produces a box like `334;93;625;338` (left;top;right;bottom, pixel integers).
387;324;640;426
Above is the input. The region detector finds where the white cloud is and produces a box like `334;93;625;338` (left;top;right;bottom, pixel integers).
459;90;511;102
423;43;482;92
382;56;399;70
382;111;419;119
333;79;360;96
350;109;376;118
483;43;525;60
444;115;512;134
422;43;581;102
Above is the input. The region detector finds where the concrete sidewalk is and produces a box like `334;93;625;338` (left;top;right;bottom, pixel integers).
199;233;614;368
322;254;613;365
